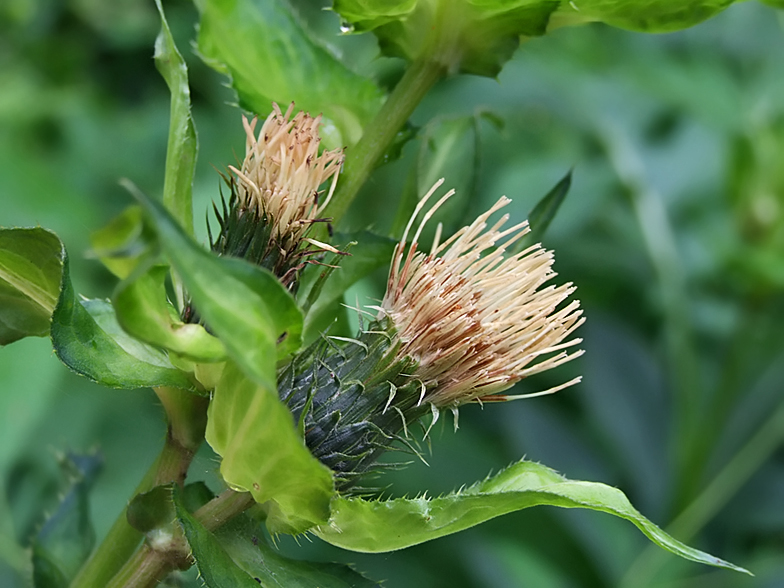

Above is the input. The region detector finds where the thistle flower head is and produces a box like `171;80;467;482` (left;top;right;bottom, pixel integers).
379;180;585;408
277;180;584;490
229;103;344;249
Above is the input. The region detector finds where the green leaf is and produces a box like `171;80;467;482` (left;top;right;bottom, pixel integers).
114;264;226;363
302;231;396;344
154;0;197;236
89;206;154;280
335;0;558;77
182;481;216;513
126;180;302;391
206;362;334;535
0;227;64;345
336;0;743;77
315;460;750;574
51;252;194;390
32;452;102;588
178;488;368;588
195;0;384;148
215;518;379;588
513;169;572;253
333;0;417;30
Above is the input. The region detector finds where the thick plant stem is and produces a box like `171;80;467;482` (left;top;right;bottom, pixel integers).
103;547;170;588
324;57;446;225
194;487;256;533
108;489;255;588
69;389;208;588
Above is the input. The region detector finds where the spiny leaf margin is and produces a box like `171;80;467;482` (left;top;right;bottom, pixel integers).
315;460;750;574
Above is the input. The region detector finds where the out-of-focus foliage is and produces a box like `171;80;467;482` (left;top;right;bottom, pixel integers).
2;0;784;587
30;452;101;588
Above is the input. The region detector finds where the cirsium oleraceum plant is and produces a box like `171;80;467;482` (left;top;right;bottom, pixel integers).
2;101;748;588
2;0;761;581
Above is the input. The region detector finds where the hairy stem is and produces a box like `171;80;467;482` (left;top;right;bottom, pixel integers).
195;488;256;533
108;489;255;588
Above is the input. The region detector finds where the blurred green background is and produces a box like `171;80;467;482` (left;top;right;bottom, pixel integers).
2;0;784;586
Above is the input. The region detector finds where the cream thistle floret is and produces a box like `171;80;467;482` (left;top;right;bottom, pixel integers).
378;179;585;408
229;103;344;250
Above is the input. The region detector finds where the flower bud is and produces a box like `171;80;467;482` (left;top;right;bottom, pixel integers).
210;103;344;289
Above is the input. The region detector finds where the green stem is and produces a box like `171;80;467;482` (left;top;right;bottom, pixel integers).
108;489;255;588
194;487;256;533
69;389;208;588
324;57;446;226
103;547;170;588
619;399;784;588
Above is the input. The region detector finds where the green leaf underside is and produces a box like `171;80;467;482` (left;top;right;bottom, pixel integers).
128;182;302;392
0;227;64;345
334;0;741;77
216;518;379;588
51;252;193;390
154;0;197;237
315;461;750;574
206;362;334;535
550;0;738;32
195;0;384;148
336;0;739;32
114;264;226;362
335;0;559;77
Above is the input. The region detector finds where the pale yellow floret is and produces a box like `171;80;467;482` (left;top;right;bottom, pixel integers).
228;103;344;247
380;179;585;407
